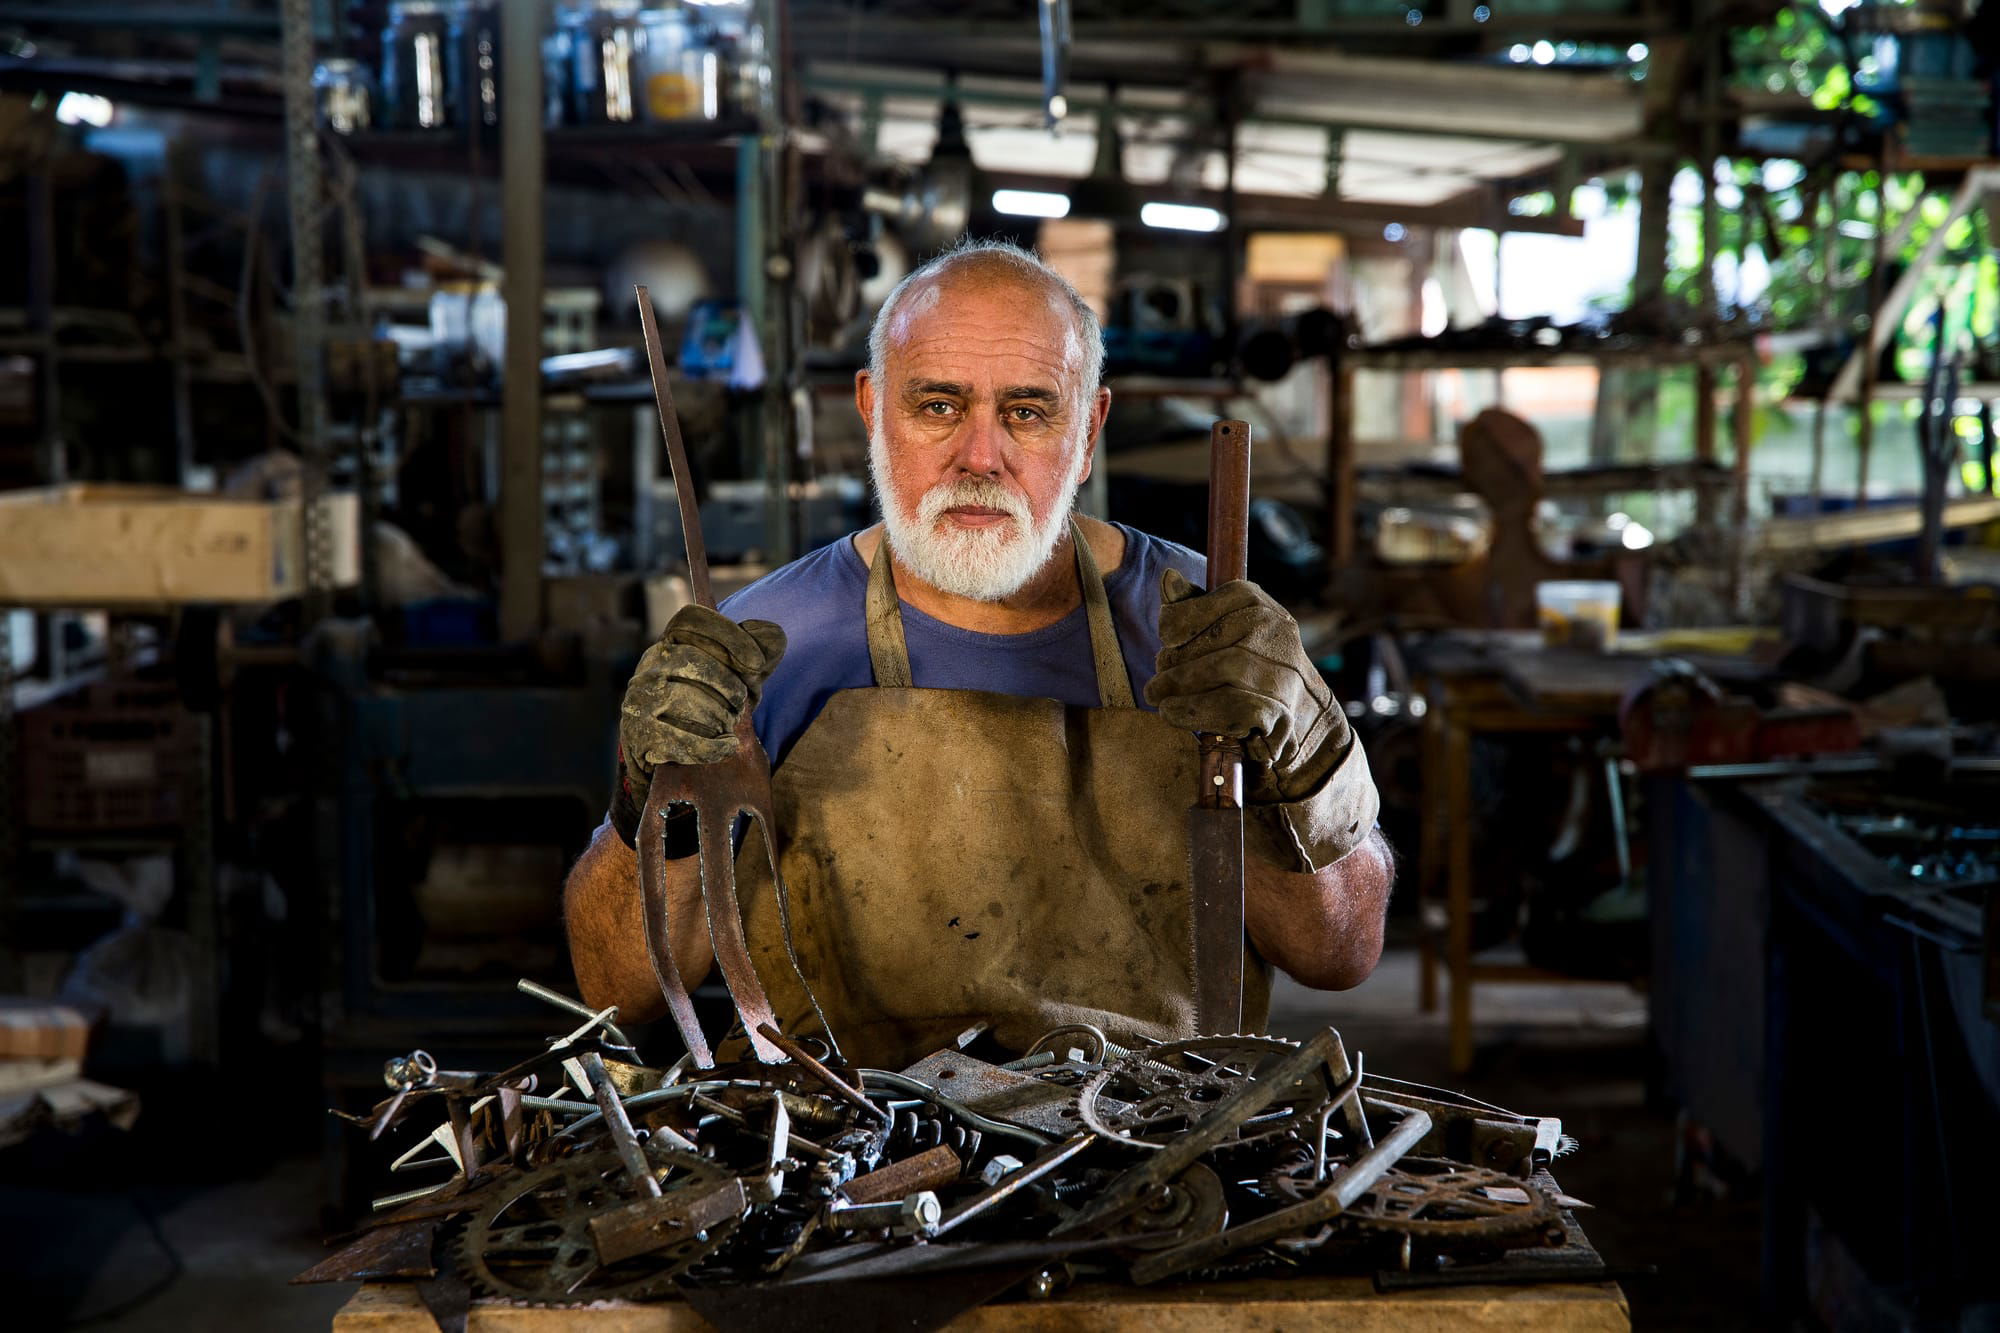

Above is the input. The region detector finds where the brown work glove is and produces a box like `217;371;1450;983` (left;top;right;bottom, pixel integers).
1147;568;1379;871
609;605;786;848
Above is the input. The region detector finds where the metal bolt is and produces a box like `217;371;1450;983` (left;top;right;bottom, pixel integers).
980;1155;1025;1187
825;1191;942;1238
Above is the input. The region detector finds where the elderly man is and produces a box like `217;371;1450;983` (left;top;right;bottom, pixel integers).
565;240;1389;1068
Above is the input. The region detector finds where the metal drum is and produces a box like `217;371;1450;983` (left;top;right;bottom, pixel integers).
381;0;453;130
635;4;721;123
562;0;646;125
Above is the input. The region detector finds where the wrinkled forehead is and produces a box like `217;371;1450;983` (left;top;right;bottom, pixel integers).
880;273;1089;387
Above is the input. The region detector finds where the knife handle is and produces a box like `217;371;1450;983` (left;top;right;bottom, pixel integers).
1197;735;1244;810
1206;419;1252;586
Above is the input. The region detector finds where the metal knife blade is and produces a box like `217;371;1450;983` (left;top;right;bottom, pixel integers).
1188;803;1245;1033
1186;418;1253;1035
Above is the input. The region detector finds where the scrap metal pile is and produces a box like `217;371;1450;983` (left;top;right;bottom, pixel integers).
300;982;1578;1324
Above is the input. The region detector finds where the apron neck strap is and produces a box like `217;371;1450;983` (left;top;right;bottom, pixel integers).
864;518;1136;709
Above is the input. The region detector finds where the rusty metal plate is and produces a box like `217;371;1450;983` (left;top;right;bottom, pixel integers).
291;1217;438;1284
590;1176;751;1267
899;1049;1119;1139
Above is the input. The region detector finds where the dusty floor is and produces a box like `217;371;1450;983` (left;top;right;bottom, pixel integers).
5;946;1762;1330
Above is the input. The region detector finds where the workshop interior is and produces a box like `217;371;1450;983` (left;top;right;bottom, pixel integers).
3;0;2000;1329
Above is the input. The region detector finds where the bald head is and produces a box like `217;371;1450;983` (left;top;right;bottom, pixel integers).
866;240;1105;408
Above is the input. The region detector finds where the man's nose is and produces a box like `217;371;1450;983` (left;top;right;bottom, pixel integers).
950;410;1005;478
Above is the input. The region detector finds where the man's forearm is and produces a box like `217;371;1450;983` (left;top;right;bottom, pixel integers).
1243;828;1392;991
563;820;713;1022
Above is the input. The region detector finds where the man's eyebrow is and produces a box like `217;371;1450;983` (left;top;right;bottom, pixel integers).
1000;385;1062;405
902;379;970;399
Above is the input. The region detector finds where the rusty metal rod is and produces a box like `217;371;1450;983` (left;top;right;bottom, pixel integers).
934;1133;1098;1237
757;1023;889;1125
583;1052;663;1198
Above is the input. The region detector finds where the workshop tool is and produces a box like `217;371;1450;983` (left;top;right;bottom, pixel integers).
634;284;831;1066
1188;418;1254;1034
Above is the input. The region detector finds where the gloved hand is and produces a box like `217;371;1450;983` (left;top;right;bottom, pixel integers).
1147;568;1378;870
609;605;786;847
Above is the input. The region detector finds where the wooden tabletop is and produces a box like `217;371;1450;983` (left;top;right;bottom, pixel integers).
335;1269;1629;1332
1408;629;1774;718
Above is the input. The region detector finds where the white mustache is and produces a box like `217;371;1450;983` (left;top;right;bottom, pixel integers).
915;476;1030;530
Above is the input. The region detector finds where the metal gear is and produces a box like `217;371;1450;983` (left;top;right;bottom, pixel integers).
1338;1158;1563;1247
1076;1035;1322;1152
456;1145;742;1303
1103;1163;1228;1254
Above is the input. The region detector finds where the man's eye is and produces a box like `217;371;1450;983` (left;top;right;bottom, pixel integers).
1009;406;1044;422
921;401;954;415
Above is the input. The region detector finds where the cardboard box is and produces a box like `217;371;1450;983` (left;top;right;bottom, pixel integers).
0;484;359;606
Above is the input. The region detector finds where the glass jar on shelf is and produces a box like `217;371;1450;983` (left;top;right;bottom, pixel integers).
381;0;454;130
312;58;374;135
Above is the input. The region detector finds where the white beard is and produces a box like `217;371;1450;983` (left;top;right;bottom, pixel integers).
869;422;1090;603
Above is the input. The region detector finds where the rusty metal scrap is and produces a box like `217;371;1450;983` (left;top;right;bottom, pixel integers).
310;983;1581;1320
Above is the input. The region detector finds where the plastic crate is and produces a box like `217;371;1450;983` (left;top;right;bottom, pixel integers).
19;680;202;831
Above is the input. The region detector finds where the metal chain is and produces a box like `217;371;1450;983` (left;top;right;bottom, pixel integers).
281;0;332;619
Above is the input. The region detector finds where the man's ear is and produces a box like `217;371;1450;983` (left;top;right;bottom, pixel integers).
1076;384;1112;482
855;369;876;429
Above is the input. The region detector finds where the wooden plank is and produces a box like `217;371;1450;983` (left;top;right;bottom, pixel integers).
1758;496;2000;554
0;484;357;606
1494;650;1654;715
336;1275;1629;1331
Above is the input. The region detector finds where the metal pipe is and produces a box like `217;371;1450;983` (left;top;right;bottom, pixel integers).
516;979;634;1049
498;0;545;640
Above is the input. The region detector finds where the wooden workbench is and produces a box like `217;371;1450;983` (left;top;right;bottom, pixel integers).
335;1271;1629;1331
1411;630;1776;1070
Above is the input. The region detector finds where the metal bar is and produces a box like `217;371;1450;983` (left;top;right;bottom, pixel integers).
798;71;1663;153
583;1053;662;1199
498;0;544;640
756;1024;888;1125
637;288;713;608
934;1134;1097;1237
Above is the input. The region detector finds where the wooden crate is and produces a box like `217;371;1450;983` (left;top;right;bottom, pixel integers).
0;483;359;606
19;677;201;831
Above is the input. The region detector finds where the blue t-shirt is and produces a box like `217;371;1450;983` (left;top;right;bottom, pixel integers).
719;525;1207;767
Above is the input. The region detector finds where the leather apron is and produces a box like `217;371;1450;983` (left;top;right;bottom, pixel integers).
736;522;1271;1070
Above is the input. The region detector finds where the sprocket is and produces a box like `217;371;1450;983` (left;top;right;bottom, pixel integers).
1338;1158;1563;1247
1102;1162;1227;1254
1076;1035;1322;1152
456;1144;741;1303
